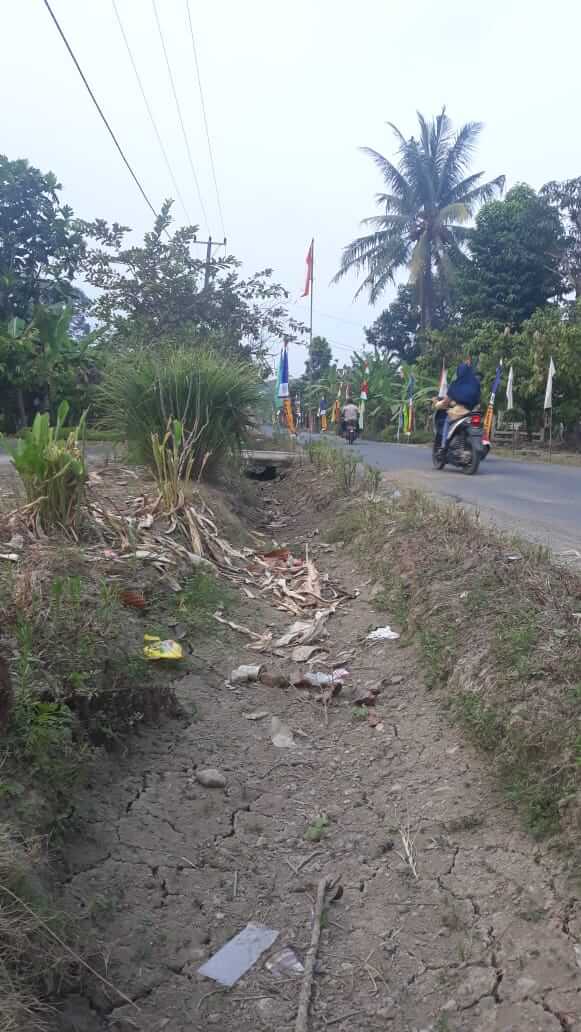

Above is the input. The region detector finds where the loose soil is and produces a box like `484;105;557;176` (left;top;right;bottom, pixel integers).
38;466;581;1031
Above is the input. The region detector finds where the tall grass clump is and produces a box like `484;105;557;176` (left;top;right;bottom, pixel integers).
3;402;86;532
97;345;260;479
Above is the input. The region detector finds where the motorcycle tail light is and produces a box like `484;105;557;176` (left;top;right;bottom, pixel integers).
470;413;482;427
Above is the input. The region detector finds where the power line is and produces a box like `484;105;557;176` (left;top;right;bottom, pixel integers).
112;0;191;223
185;0;226;239
42;0;158;221
151;0;210;233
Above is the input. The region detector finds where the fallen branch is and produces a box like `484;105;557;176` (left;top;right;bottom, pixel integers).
295;876;329;1032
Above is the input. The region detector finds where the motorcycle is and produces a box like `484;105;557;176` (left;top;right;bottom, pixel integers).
433;408;485;475
345;420;358;445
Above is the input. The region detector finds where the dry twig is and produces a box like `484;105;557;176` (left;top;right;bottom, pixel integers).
295;876;329;1032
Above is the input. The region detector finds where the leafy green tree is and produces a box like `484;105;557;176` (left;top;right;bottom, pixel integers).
541;177;581;299
333;109;504;327
459;184;565;326
0;306;99;431
364;284;454;362
83;201;305;363
0;155;86;322
305;336;334;380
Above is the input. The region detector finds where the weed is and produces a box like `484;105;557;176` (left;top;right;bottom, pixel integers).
177;571;234;632
335;451;358;493
364;464;382;498
435;1014;451;1032
4;401;87;532
505;771;562;839
419;627;457;689
452;693;503;752
351;705;369;720
324;510;366;544
305;814;329;842
306;440;337;471
493;607;539;678
151;418;201;509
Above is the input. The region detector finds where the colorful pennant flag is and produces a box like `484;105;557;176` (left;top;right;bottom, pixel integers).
404;374;415;434
544;357;556;410
359;363;369;429
278;343;295;433
274;350;283;411
483;363;503;445
506;365;514;412
301;239;314;298
318;396;328;432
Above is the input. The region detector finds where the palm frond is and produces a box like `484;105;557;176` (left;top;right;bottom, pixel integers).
438;122;484;197
361;214;412;230
441;170;486;205
374;193;413;215
438;202;471;225
360;148;413;204
457;175;506;211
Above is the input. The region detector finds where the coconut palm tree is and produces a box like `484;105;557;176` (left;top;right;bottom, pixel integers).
334;109;505;328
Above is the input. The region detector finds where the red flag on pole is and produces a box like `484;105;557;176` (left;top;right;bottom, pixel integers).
301;239;314;297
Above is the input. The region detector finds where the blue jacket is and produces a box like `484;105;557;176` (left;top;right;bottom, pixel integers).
447;363;481;410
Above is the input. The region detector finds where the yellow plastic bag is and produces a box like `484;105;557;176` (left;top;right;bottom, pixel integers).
143;634;183;661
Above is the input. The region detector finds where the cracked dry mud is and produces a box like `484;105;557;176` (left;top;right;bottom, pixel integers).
59;484;581;1032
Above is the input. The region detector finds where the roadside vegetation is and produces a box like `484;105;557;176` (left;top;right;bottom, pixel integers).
324;482;581;842
292;112;581;447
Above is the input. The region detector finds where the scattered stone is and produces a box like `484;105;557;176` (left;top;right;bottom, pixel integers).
244;709;269;721
196;768;227;789
271;717;295;748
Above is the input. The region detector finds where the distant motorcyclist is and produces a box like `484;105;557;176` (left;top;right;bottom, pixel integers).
341;400;359;437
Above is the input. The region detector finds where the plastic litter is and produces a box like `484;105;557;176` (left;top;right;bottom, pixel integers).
271;716;295;748
143;635;183;660
230;664;263;685
243;710;269;721
332;667;349;682
266;946;304;977
299;672;333;688
367;626;400;642
198;923;279;987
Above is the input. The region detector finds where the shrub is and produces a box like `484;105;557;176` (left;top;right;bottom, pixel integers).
97;345;260;478
3;402;87;532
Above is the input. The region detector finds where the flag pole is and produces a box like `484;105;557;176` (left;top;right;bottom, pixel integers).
308;238;314;437
309;238;314;352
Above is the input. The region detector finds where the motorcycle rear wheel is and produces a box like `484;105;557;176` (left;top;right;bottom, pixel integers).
432;441;446;470
461;436;481;475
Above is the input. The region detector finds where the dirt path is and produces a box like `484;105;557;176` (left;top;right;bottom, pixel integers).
59;478;581;1032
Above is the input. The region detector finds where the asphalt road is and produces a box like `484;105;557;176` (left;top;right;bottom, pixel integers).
2;435;581;558
308;435;581;559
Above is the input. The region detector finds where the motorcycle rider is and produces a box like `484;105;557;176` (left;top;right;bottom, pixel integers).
434;360;481;450
342;400;360;437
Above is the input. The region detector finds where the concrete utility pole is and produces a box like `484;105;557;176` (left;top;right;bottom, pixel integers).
192;236;227;289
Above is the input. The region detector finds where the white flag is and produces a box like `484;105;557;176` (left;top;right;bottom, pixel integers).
506;365;514;411
544;357;556;411
438;363;448;399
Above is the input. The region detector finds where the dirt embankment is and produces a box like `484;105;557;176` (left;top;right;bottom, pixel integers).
4;457;581;1032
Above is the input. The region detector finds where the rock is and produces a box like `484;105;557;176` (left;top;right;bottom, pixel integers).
195;768;227;789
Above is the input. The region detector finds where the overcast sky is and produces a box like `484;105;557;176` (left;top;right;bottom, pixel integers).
3;0;581;376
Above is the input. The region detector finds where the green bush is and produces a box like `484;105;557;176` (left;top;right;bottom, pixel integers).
97;345;260;478
3;402;87;531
